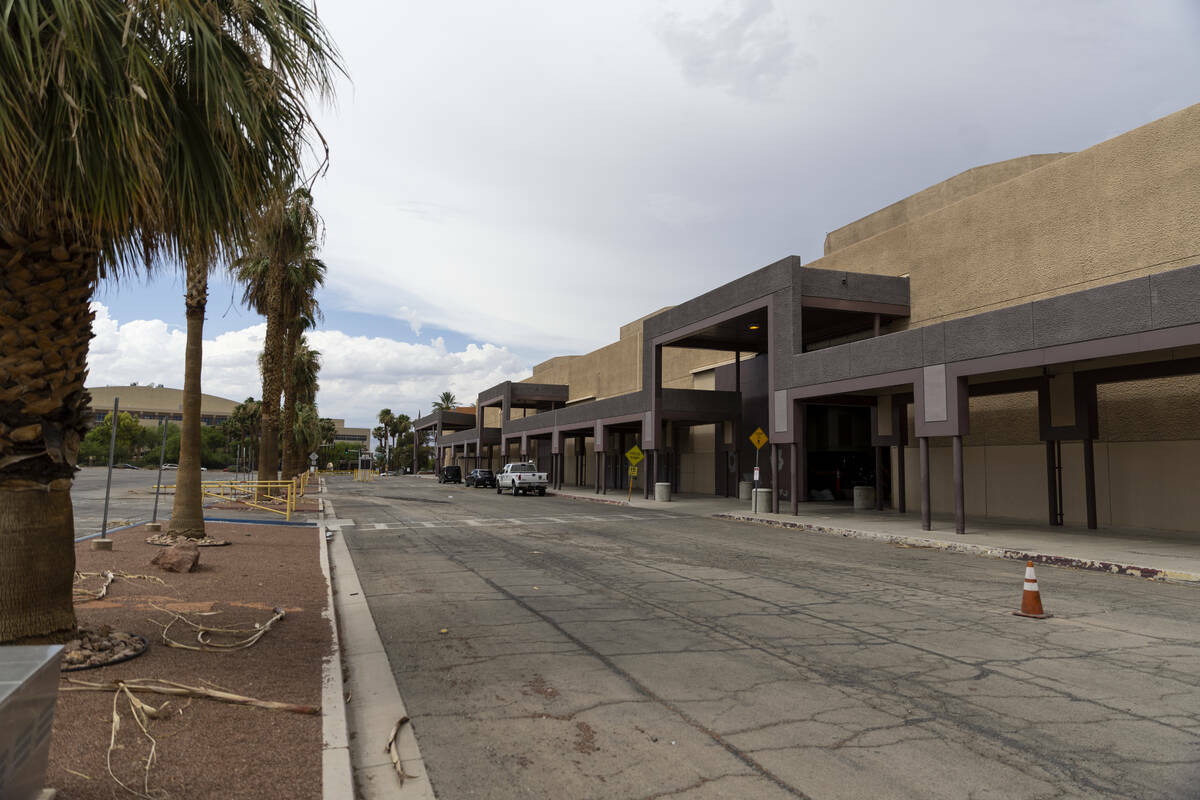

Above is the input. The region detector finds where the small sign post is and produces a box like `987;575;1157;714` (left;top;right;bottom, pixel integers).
625;445;644;501
749;427;768;513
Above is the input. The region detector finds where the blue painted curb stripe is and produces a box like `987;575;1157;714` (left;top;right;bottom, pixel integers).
74;515;316;542
201;516;317;527
75;520;148;543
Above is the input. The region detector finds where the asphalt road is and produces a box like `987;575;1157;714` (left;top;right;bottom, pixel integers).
69;465;175;538
68;466;258;538
330;476;1200;800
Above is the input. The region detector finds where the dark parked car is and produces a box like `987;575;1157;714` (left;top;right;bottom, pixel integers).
437;465;462;484
465;468;496;488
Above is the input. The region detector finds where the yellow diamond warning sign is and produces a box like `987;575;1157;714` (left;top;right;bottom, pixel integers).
625;444;644;466
749;427;769;450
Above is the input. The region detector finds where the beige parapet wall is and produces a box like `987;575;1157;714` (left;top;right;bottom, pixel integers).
809;103;1200;327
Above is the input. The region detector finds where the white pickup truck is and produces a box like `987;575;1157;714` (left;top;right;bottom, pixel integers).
496;462;548;496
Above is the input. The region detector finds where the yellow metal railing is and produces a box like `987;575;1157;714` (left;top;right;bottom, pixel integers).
156;475;313;522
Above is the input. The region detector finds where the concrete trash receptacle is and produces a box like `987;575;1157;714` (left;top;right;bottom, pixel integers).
655;482;671;502
738;481;753;501
853;485;875;510
753;488;773;513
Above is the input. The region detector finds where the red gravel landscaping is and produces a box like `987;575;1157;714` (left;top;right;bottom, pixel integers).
48;521;330;800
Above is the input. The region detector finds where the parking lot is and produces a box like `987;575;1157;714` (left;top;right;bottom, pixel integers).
329;475;1200;800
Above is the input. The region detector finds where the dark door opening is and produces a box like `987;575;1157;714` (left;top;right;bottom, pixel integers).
805;404;885;502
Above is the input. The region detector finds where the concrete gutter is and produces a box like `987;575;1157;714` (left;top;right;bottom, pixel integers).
318;486;354;799
714;512;1200;584
323;493;436;799
546;490;629;507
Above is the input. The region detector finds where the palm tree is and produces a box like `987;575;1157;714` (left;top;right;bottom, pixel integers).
433;391;459;411
227;398;262;472
293;402;321;475
378;408;394;468
0;1;340;643
236;188;326;486
288;337;321;475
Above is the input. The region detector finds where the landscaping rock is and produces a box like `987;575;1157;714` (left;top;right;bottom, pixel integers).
152;541;200;573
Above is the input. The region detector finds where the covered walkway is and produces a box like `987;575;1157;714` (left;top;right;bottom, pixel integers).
544;485;1200;583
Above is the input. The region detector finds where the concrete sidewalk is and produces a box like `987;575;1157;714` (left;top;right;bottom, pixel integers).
549;486;1200;584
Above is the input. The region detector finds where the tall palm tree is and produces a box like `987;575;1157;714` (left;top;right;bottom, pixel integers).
433;391;459;411
288;337;321;475
0;1;340;643
293;402;321;475
236;188;326;486
378;408;394;468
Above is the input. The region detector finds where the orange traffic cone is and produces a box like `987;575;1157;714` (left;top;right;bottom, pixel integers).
1013;560;1052;619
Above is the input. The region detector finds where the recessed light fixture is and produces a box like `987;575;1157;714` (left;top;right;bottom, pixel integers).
748;324;760;330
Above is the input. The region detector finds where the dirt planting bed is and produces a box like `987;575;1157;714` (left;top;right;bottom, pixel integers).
48;521;330;799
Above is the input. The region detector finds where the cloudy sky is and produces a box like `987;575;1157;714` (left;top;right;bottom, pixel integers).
89;0;1200;428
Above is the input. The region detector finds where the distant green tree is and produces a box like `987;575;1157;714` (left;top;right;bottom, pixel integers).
79;412;144;464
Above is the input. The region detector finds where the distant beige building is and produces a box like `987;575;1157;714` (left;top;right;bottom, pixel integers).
417;103;1200;535
86;385;369;443
87;385;237;427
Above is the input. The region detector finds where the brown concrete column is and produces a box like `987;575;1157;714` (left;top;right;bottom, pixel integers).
1045;440;1059;526
644;450;652;499
1083;437;1098;530
874;445;884;511
595;452;602;494
896;441;906;514
953;434;965;535
601;451;607;494
797;403;808;503
770;443;778;514
919;436;931;531
789;442;798;515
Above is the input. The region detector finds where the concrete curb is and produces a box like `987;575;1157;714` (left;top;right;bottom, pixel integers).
546;490;630;507
713;512;1200;584
324;495;436;799
318;485;354;800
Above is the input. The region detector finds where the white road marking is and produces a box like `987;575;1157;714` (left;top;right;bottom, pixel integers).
353;513;691;532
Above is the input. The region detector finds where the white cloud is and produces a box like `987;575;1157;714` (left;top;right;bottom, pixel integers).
86;304;529;428
655;0;807;100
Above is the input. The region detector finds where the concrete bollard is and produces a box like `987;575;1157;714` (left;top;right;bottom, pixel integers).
738;481;753;502
655;482;671;502
753;488;773;514
91;538;113;551
145;522;162;532
852;485;875;510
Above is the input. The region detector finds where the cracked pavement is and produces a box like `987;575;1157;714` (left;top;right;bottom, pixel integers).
331;477;1200;799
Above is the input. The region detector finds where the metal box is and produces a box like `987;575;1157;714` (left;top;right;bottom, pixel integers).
0;645;63;800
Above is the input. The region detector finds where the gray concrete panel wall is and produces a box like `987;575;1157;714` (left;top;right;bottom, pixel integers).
944;304;1035;362
922;324;946;365
1032;277;1152;347
660;389;741;418
1150;264;1200;328
848;328;923;378
800;267;910;307
642;257;795;341
790;344;851;386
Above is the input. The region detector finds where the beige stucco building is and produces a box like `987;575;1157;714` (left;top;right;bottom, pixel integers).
416;103;1200;534
86;385;368;444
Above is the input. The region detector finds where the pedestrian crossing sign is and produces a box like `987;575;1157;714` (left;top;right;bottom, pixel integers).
626;444;644;466
750;427;768;450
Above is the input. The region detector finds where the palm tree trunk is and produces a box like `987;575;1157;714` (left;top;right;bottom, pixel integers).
258;261;285;485
280;325;300;479
0;227;96;643
168;261;207;539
